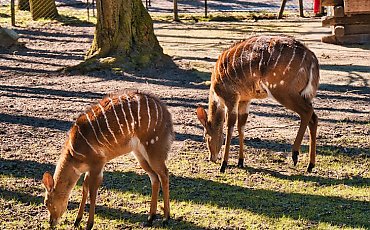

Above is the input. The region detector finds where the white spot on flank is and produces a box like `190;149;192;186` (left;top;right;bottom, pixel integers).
273;84;277;88
273;72;276;76
150;139;155;144
261;82;277;101
98;104;118;144
155;136;159;141
280;80;285;85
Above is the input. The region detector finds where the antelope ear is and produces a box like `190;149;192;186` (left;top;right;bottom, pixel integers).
42;171;54;192
196;106;208;128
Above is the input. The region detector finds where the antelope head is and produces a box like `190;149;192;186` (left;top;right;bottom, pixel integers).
42;172;68;227
196;106;224;163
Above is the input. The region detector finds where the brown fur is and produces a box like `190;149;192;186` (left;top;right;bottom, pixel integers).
197;35;319;173
42;91;174;229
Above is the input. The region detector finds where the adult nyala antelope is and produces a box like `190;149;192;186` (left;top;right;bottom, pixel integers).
42;91;174;229
197;35;319;173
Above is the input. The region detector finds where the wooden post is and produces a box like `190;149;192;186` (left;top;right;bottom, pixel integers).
11;0;15;26
174;0;179;21
299;0;304;17
205;0;208;18
278;0;287;19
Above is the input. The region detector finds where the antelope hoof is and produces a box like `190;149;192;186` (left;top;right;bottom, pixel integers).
86;222;94;230
220;161;227;173
307;163;315;173
292;151;299;166
162;218;170;227
73;217;82;228
237;158;244;168
142;214;157;227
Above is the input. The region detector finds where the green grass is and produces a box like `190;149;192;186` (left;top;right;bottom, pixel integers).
0;6;96;27
1;143;369;229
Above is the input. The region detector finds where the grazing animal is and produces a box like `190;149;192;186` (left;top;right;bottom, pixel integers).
197;35;319;173
42;91;174;229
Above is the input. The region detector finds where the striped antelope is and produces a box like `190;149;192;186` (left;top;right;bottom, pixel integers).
42;91;174;229
197;35;319;173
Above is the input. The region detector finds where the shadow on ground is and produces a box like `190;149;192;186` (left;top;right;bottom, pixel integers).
0;158;368;228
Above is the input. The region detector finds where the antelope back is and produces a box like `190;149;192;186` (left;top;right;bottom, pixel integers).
212;35;319;102
67;91;174;161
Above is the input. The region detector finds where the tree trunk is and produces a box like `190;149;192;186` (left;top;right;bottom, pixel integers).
30;0;58;20
86;0;167;68
18;0;30;11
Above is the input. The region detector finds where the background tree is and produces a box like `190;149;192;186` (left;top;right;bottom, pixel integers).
80;0;169;70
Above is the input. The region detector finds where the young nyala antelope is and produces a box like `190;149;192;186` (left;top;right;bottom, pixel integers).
42;91;174;229
197;35;319;173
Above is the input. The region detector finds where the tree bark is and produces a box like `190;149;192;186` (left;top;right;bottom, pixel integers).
85;0;167;68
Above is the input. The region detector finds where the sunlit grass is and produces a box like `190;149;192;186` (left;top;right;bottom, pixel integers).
0;6;96;27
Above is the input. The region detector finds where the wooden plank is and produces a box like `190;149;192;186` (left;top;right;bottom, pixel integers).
321;0;343;7
345;24;370;35
334;6;344;17
322;14;370;27
334;25;345;36
322;33;370;44
344;0;370;15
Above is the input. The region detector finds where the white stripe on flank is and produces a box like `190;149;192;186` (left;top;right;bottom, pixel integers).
91;109;113;147
266;42;275;66
157;100;163;128
69;139;86;158
272;45;284;69
151;97;158;130
298;51;307;69
127;98;135;132
136;95;141;128
118;95;131;134
225;49;233;82
283;46;296;75
109;97;125;135
144;95;151;132
85;113;113;151
98;104;118;144
76;124;99;154
250;37;262;77
232;42;243;79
